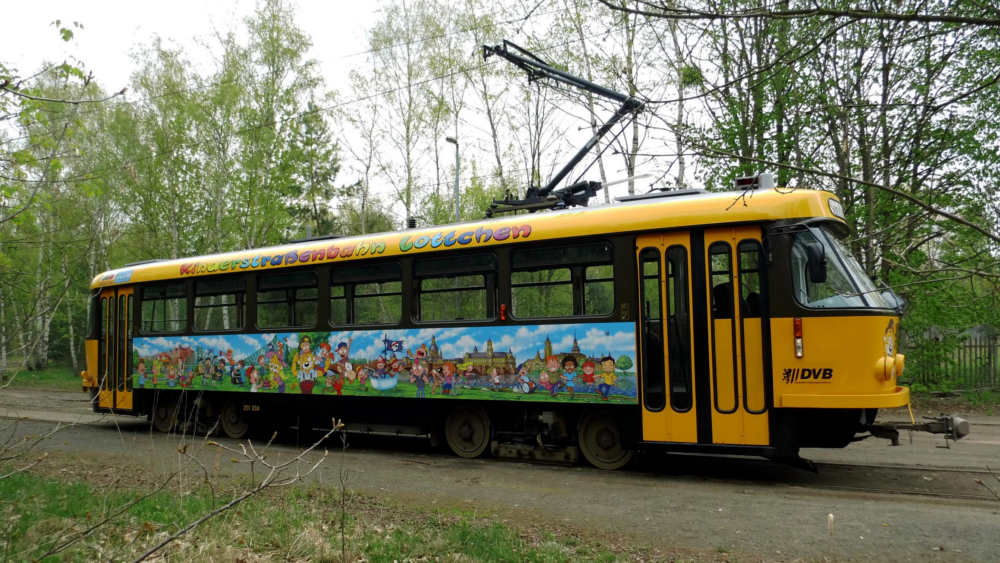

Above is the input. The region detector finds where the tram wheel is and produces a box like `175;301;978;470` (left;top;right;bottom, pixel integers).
578;409;634;470
444;404;491;458
152;393;177;433
220;400;250;440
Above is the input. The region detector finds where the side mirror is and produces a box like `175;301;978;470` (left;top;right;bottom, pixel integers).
805;242;827;284
881;289;907;316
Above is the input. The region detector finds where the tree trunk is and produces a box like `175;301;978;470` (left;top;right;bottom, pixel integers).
61;256;78;371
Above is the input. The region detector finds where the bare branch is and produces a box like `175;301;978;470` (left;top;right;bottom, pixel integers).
597;1;1000;27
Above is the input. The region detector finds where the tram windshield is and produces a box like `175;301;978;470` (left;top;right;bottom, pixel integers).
790;225;889;309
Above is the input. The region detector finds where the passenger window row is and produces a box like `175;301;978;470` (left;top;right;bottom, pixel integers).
138;243;617;334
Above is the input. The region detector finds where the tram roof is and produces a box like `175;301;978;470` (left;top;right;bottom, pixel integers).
91;187;845;289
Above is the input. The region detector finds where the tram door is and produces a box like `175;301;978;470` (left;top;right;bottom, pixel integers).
637;228;769;446
97;286;135;411
702;226;769;445
636;232;698;443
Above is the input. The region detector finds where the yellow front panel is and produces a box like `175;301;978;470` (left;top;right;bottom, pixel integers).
772;315;904;407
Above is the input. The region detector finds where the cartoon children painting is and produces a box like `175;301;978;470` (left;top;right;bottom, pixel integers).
232;360;246;386
335;337;354;372
597;355;617;401
198;359;210;386
389;354;403;379
407;343;428;375
268;355;286;393
248;366;259;392
323;363;343;395
441;363;456;396
489;367;502;390
136;359;147;388
316;342;331;375
429;367;444;395
560;356;578;400
541;355;560;391
151;360;161;386
356;365;369;390
166;364;178;388
515;363;535;394
463;364;476;383
546;356;565;396
215;359;227;387
292;336;317;394
410;363;427;398
581;361;597;386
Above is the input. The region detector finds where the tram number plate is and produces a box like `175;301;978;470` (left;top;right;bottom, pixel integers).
243;404;260;412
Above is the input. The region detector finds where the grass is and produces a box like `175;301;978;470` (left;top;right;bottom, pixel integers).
3;364;81;391
0;468;642;562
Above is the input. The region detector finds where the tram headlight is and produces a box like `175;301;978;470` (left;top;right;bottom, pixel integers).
875;356;896;381
793;318;804;358
894;354;905;377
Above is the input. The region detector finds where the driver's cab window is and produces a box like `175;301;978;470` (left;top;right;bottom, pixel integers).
790;229;865;308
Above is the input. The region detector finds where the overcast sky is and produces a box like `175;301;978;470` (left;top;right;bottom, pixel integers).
2;1;379;94
1;1;672;210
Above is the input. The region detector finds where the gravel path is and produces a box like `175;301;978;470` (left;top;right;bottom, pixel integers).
3;388;999;562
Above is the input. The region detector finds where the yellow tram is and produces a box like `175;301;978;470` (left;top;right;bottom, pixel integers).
83;181;919;469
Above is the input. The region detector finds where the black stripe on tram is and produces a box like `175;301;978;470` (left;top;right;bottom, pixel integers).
689;230;713;444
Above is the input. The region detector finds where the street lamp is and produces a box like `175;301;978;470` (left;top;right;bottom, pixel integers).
445;136;459;223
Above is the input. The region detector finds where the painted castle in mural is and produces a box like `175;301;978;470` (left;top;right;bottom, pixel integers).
132;323;638;404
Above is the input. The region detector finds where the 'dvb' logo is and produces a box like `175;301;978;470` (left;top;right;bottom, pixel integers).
782;368;833;384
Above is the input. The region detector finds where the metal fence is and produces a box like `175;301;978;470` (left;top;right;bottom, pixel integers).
908;334;999;389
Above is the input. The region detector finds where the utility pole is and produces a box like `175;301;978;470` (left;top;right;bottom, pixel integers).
446;136;459;222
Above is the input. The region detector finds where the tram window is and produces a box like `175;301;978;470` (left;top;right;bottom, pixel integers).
585;265;614;315
738;241;762;318
330;285;347;325
665;245;692;412
87;291;100;339
511;243;615;318
709;244;734;319
257;271;318;328
415;254;495;321
511;268;573;318
194;277;246;331
330;263;402;326
641;259;660;321
639;248;666;412
790;229;868;308
141;283;187;334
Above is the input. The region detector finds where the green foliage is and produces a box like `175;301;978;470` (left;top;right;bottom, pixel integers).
678;65;703;88
4;364;80;391
0;468;624;562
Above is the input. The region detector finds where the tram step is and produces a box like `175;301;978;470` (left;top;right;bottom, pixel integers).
491;441;579;465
